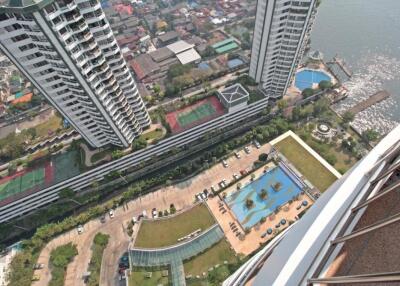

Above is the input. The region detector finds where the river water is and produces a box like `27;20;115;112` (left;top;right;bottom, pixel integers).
311;0;400;134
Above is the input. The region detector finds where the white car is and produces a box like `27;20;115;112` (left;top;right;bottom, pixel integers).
109;209;114;218
132;216;137;224
77;225;84;234
234;152;241;159
254;141;261;149
244;146;250;154
222;160;228;167
200;192;207;200
233;173;239;180
210;185;215;192
152;209;158;218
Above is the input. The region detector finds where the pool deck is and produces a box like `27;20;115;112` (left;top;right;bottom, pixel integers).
207;162;313;255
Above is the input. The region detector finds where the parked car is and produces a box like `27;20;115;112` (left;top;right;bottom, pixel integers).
240;170;247;176
33;263;44;270
142;210;147;218
195;193;202;201
234;152;241;159
152;208;158;218
244;146;250;154
109;209;114;218
100;215;106;223
203;189;209;197
132;216;137;225
254;141;261;149
77;224;84;234
222;178;227;184
200;192;207;200
222;160;228;167
233;173;239;180
210;185;215;192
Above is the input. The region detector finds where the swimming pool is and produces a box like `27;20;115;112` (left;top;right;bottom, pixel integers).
225;166;303;229
295;69;331;91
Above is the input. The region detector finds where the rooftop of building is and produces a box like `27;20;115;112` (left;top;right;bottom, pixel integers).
167;40;195;54
175;48;201;65
219;83;249;103
149;47;174;63
158;30;179;43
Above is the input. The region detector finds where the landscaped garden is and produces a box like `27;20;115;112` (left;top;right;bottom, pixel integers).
129;267;170;286
135;204;215;248
274;136;338;191
184;240;238;277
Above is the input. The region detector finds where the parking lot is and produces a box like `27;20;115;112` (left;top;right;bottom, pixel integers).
32;141;272;286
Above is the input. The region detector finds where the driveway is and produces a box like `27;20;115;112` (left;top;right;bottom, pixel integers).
32;142;270;286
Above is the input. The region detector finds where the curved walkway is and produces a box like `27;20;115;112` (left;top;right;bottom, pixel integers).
129;224;224;286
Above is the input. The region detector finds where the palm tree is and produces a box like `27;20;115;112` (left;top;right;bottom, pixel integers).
250;173;256;181
272;182;282;191
245;198;254;209
259;189;268;200
237;183;242;190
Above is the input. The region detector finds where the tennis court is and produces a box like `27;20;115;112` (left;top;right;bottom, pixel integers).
0;167;45;202
166;96;225;134
0;150;79;205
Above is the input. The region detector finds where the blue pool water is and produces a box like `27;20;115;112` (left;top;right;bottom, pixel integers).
225;166;303;229
227;58;244;69
295;69;331;91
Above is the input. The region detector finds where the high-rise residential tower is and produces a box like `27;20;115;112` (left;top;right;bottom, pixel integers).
0;0;150;148
250;0;317;99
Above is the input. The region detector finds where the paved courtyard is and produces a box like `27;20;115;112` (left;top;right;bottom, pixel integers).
32;142;272;286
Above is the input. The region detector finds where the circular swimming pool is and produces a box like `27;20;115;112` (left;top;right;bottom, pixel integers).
295;69;331;91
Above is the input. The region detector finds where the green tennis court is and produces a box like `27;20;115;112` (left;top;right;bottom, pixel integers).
177;102;216;127
0;168;45;201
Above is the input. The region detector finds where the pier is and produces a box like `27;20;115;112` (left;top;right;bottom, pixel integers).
326;55;352;83
347;90;391;114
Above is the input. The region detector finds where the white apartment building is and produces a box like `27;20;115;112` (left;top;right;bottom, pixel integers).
250;0;317;99
0;0;150;147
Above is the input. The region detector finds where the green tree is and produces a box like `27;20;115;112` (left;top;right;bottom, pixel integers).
58;188;75;199
111;150;124;160
245;198;254;209
342;111;355;123
302;88;315;98
362;129;379;143
131;137;147;151
313;98;330;116
258;153;268;162
93;232;109;247
318;80;333;90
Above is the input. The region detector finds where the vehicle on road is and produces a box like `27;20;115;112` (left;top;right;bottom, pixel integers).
109;209;114;218
222;160;228;167
77;225;84;234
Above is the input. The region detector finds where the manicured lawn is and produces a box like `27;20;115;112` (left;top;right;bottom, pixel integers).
35;115;63;138
129;268;170;286
135;204;215;248
274;136;338;192
141;129;164;141
90;149;110;163
183;240;237;276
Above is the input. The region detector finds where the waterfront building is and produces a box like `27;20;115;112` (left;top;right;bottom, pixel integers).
0;0;150;148
224;125;400;285
250;0;317;99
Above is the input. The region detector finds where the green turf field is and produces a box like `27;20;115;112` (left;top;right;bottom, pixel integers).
0;168;45;201
177;102;216;128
